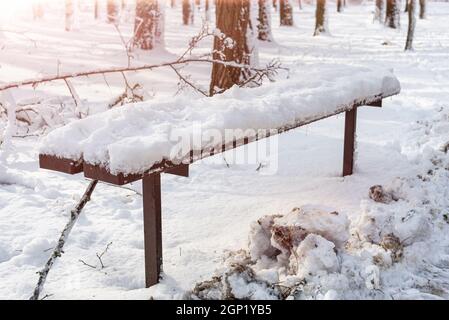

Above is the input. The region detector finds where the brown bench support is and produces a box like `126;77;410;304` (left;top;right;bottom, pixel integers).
142;173;162;287
343;108;357;176
142;165;189;287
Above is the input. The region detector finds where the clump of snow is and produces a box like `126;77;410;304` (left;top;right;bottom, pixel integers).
248;214;282;262
40;64;400;175
249;206;349;267
274;205;349;247
290;234;339;278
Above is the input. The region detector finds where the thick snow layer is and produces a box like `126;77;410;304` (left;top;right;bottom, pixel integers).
40;64;400;174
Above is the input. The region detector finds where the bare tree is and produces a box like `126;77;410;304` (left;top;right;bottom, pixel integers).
314;0;328;36
183;0;194;25
419;0;426;19
385;0;400;29
33;1;44;20
280;0;293;26
94;0;99;19
258;0;273;41
374;0;384;22
405;0;416;51
205;0;211;21
337;0;343;12
107;0;118;24
65;0;74;31
134;0;163;50
209;0;257;95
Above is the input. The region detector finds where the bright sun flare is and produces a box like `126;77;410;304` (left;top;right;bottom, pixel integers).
0;0;52;18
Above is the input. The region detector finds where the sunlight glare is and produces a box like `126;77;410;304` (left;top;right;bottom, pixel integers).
0;0;50;19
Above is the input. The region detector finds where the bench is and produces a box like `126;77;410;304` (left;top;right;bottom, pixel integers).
38;65;401;287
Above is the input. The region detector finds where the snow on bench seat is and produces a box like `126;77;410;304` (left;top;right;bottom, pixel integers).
39;64;401;176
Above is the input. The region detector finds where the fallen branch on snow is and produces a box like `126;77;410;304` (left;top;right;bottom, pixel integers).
0;58;283;95
30;180;98;300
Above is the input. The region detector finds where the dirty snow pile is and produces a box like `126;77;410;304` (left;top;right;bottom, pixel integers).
39;64;400;175
191;108;449;300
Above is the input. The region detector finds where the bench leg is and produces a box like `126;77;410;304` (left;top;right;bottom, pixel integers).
343;108;357;176
142;173;162;287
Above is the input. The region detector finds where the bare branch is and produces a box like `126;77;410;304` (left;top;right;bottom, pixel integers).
79;259;97;269
30;180;99;300
96;241;113;269
113;23;134;68
169;65;209;97
0;58;284;92
63;79;79;108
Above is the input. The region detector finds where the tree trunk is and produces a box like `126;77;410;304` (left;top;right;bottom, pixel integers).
419;0;426;19
280;0;293;26
337;0;343;12
374;0;384;22
182;0;194;25
65;0;74;31
107;0;118;23
205;0;211;21
33;2;44;20
258;0;273;41
314;0;327;36
385;0;400;28
273;0;278;11
171;0;176;7
209;0;256;96
405;0;416;51
298;0;302;10
134;0;163;50
94;0;99;19
405;0;409;12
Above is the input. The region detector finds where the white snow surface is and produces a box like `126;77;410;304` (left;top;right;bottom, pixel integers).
1;2;449;300
40;64;400;175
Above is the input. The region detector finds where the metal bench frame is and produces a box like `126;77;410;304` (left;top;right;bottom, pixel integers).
39;96;385;288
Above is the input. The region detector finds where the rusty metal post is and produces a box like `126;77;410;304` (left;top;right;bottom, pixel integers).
142;173;162;287
343;108;357;176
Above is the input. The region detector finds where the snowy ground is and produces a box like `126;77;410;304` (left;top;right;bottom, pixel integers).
1;1;449;300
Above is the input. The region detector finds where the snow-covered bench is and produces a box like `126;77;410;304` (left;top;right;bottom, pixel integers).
38;64;401;288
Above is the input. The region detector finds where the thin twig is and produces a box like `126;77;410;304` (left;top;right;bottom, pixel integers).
169;65;209;97
96;241;113;269
79;259;97;269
